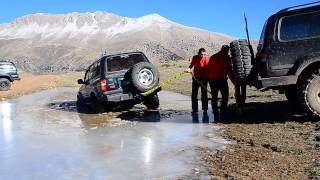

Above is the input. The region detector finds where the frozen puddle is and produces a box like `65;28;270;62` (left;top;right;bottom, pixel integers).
0;88;228;179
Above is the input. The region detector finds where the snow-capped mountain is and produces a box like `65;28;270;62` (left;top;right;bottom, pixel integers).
0;12;234;72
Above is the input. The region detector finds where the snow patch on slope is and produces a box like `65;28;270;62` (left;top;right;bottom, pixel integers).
105;14;172;37
0;13;173;40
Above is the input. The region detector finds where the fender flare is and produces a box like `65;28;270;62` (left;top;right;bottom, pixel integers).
290;54;320;77
0;76;13;82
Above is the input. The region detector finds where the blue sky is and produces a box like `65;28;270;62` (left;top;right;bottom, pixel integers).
0;0;315;39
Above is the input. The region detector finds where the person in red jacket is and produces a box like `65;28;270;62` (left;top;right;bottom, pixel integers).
189;48;209;114
207;45;235;121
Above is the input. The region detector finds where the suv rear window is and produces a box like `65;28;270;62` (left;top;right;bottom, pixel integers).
279;11;320;41
105;53;147;72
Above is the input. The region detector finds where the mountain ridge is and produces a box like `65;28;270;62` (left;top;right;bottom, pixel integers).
0;12;234;73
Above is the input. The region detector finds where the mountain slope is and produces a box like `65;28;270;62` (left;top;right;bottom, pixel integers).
0;12;234;73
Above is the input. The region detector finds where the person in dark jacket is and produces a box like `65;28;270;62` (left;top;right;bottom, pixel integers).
207;45;235;121
188;48;209;114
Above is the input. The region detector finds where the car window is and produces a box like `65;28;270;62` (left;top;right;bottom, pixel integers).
91;63;100;78
279;10;320;41
105;53;147;72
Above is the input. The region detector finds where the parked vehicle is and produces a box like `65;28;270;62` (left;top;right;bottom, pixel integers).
0;61;20;91
77;51;160;112
230;2;320;118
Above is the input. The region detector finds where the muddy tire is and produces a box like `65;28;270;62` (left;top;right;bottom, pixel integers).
230;40;253;85
0;78;11;91
143;94;160;110
131;62;159;92
297;68;320;118
90;94;106;113
76;95;90;113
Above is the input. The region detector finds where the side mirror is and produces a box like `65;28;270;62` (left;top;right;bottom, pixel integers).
77;79;84;84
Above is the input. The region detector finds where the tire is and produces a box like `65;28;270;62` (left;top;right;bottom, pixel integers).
297;68;320;118
90;94;106;113
143;94;160;110
0;78;11;91
76;95;90;113
131;62;159;92
230;40;253;85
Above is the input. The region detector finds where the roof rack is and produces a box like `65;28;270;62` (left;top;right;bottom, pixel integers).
103;49;143;56
278;1;320;13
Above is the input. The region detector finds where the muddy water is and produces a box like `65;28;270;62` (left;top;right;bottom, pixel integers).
0;88;228;179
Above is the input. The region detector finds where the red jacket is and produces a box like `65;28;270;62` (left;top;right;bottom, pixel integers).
206;51;235;83
189;55;209;78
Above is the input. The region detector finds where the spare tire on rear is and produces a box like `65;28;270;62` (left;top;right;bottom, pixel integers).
230;39;253;85
130;62;159;92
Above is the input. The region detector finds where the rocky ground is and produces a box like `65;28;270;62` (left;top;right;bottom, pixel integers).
200;91;320;179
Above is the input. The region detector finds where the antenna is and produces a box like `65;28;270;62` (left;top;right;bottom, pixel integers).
244;13;251;46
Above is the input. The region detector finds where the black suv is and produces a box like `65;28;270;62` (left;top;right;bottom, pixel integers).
230;2;320;118
0;61;20;91
77;51;160;111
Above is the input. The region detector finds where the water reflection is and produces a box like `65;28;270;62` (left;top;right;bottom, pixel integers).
192;112;210;123
143;137;153;164
1;102;13;143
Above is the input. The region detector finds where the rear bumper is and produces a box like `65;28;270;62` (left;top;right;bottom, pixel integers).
256;75;297;89
101;93;134;103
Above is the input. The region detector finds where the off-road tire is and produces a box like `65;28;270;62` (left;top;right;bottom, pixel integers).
230;39;253;85
90;94;107;113
131;62;159;92
0;78;11;91
143;94;160;110
297;68;320;118
76;95;90;113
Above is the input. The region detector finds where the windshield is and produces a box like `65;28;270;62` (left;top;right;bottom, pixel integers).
105;53;147;72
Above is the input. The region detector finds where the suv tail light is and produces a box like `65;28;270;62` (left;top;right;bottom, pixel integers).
259;53;268;78
260;53;268;63
100;79;107;93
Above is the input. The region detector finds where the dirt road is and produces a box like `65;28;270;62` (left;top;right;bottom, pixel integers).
0;88;227;179
0;73;60;100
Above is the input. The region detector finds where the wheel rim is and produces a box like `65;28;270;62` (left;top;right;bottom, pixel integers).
0;81;9;89
138;68;154;86
317;89;320;105
307;74;320;113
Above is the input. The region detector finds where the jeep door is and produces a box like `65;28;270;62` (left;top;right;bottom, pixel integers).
81;67;92;102
89;62;101;97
